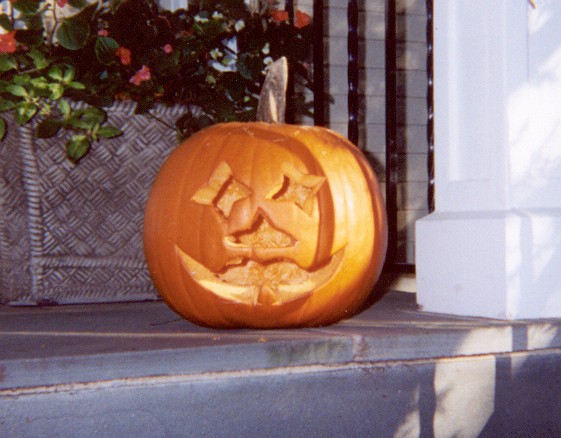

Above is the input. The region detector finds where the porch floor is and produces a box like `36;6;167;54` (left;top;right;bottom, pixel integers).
2;290;561;437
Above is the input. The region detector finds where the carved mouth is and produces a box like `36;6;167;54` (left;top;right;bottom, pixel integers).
175;246;344;306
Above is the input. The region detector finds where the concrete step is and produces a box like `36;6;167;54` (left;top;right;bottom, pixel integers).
1;291;561;437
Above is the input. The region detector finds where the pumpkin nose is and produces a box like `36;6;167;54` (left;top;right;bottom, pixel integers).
224;196;321;269
224;209;299;263
227;214;296;249
225;195;259;236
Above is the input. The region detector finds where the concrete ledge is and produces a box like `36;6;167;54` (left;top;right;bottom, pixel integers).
2;291;561;436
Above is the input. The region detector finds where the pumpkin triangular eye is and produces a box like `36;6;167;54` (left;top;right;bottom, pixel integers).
270;163;325;215
192;161;251;218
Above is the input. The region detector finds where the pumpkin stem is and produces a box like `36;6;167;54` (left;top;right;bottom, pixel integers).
257;57;288;124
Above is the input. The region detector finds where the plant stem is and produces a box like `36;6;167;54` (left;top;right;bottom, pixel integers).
46;2;59;46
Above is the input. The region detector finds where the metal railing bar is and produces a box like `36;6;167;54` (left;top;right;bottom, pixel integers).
384;0;399;271
426;0;435;213
313;0;326;126
285;0;295;123
347;0;359;145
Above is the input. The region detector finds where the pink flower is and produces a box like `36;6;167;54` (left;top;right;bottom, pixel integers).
98;29;109;37
162;44;173;54
0;31;16;54
115;46;131;65
129;65;151;85
56;0;68;7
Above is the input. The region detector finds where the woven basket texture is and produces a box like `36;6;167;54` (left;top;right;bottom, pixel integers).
0;102;185;304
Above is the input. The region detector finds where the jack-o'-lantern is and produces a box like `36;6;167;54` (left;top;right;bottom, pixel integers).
143;122;387;328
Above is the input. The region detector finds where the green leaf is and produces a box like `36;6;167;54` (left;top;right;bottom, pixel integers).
6;84;28;97
58;100;71;117
48;65;64;81
15;102;38;124
28;49;49;69
0;118;6;141
35;118;61;139
68;107;105;130
30;77;49;89
0;14;13;32
67;118;89;130
12;0;42;15
55;18;90;50
95;37;119;65
0;55;17;72
97;126;122;139
66;135;90;162
39;102;52;115
67;0;88;9
194;17;223;39
63;66;75;83
13;74;31;86
68;81;86;90
81;107;105;124
0;100;16;112
47;83;65;100
19;13;43;31
237;53;261;80
192;23;204;35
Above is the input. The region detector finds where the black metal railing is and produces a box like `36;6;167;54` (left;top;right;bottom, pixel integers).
313;0;326;127
288;0;431;273
347;0;359;145
426;0;435;214
383;0;404;272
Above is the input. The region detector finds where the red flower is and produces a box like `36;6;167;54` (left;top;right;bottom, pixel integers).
115;47;131;65
270;10;289;22
129;65;151;85
0;31;17;54
270;9;311;28
98;29;109;37
295;10;311;29
56;0;68;7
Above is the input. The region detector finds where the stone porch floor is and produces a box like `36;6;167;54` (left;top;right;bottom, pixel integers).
1;289;561;437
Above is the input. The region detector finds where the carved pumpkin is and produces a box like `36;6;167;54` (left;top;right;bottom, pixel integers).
143;122;387;328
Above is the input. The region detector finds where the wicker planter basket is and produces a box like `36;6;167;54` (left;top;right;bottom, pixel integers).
0;102;185;305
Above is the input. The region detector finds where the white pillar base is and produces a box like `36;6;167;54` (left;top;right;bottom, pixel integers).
416;209;561;319
416;1;561;319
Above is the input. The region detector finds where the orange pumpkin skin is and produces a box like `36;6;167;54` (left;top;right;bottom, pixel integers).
143;122;387;328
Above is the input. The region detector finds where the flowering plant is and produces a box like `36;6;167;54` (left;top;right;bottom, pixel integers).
0;0;313;161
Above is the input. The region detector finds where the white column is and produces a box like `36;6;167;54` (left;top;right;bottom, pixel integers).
415;0;561;319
